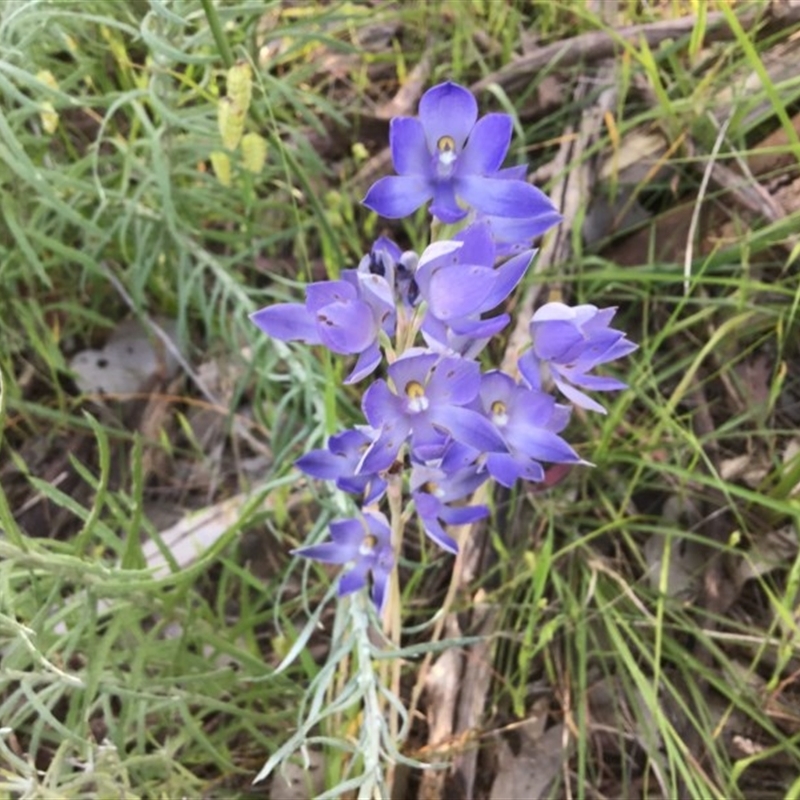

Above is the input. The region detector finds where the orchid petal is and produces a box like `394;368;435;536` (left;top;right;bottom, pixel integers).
554;378;608;413
508;425;580;464
249;303;321;345
390;116;429;174
487;211;563;249
439;504;489;525
430;181;467;224
485;453;525;488
371;561;392;612
418;82;477;153
563;371;628;391
458;113;512;174
293;541;351;564
345;341;383;385
425;357;481;405
339;563;369;596
427;264;497;320
414;493;459;554
362;379;406;429
480;249;533;311
457;175;556;219
295;449;345;481
316;299;377;354
387;353;438;397
447;314;510;339
455;219;496;266
305;280;357;312
430;406;507;453
363;175;432;218
532;320;585;361
517;350;543;391
358;423;407;474
329;518;367;547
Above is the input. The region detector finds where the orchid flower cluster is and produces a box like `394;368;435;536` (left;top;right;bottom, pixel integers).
250;82;635;614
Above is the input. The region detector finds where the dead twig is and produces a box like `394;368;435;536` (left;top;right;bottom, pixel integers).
502;70;617;375
473;5;800;96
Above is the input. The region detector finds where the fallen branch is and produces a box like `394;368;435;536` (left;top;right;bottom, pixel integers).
473;4;800;95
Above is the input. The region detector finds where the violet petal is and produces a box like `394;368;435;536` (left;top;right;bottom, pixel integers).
457;175;556;219
391;116;429;175
249;304;321;345
457;113;512;174
418;82;477;153
363;175;432;218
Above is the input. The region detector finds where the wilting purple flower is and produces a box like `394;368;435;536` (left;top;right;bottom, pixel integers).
478;370;582;487
363;82;554;224
413;222;533;359
414;222;532;329
292;510;394;612
357;236;421;310
518;303;638;413
249;269;395;384
358;352;507;473
358;236;403;279
296;428;386;505
410;443;488;553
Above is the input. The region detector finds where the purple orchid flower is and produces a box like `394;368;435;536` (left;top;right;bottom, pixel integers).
293;510;394;612
412;222;532;357
518;303;638;413
250;259;396;384
296;428;387;505
358;352;507;474
478;370;582;488
414;221;533;329
362;82;554;224
410;443;488;554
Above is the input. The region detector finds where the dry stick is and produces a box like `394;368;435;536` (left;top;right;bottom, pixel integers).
472;5;800;96
679;105;800;290
375;47;433;120
684;113;733;295
627;69;799;257
504;73;618;375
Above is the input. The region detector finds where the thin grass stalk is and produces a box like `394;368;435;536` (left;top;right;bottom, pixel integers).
199;0;234;69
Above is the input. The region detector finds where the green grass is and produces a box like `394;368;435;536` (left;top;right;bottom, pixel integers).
2;0;800;798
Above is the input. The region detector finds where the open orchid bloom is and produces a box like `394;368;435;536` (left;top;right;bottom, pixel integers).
292;511;394;613
478;370;583;487
409;443;488;554
296;428;386;505
359;352;507;474
519;303;638;413
363;82;556;224
249;267;395;384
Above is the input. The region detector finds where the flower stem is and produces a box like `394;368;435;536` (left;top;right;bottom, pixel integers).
200;0;235;69
381;471;405;791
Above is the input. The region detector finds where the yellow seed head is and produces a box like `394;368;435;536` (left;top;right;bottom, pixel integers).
218;96;246;151
209;150;232;187
226;61;252;117
241;132;268;174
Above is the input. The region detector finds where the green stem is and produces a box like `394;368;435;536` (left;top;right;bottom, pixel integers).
200;0;235;69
